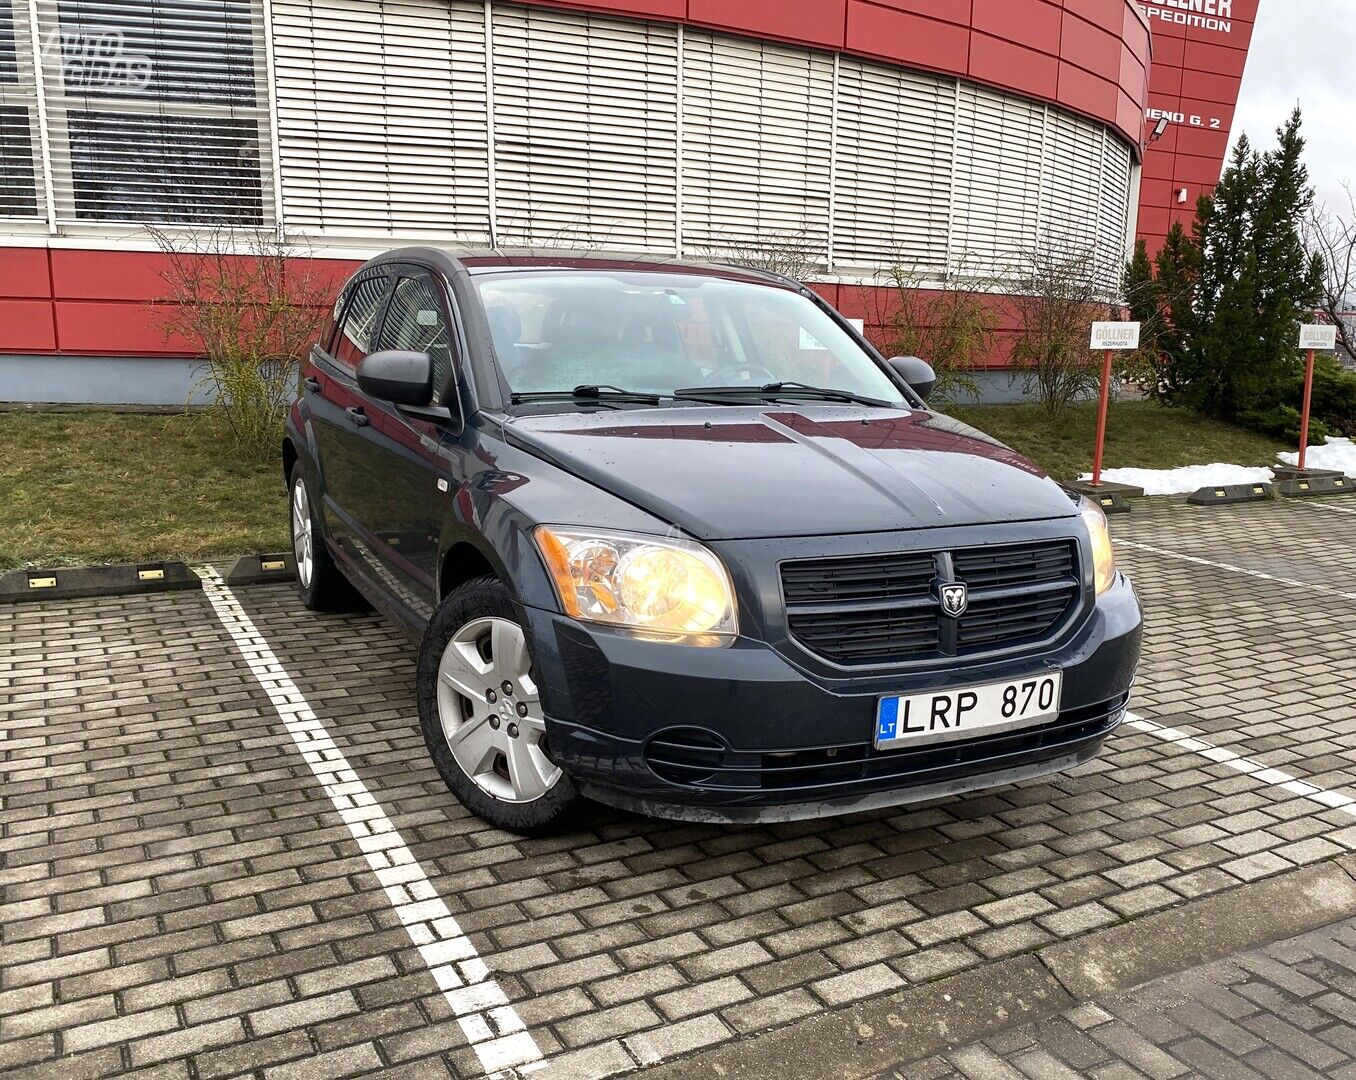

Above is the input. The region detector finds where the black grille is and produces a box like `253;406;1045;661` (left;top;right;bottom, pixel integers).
782;539;1080;665
643;693;1127;795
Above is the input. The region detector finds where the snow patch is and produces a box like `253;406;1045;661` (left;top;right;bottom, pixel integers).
1277;436;1356;474
1077;436;1356;496
1077;463;1274;497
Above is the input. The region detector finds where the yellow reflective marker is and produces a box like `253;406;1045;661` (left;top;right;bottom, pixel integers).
260;558;287;572
138;568;166;582
28;576;56;589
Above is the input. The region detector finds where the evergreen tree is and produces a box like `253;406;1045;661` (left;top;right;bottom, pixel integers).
1152;219;1203;405
1187;112;1324;421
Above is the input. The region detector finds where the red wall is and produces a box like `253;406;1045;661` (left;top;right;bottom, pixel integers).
1136;0;1258;258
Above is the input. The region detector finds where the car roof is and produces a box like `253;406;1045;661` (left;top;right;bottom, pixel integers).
359;246;803;291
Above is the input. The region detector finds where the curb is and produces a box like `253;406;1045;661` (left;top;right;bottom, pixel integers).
0;561;201;604
641;858;1356;1080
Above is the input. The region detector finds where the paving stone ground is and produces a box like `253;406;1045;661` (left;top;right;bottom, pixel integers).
3;496;1356;1078
877;914;1356;1080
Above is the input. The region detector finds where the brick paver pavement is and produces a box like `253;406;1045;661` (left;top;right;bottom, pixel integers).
879;914;1356;1080
3;496;1356;1077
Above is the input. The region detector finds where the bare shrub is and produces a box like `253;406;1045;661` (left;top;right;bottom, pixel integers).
1009;245;1109;414
150;227;331;464
689;227;826;281
862;256;1002;404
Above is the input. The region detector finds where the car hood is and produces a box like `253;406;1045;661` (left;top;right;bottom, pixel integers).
502;405;1077;540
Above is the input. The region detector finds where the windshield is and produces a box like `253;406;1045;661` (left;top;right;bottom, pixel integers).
473;270;907;405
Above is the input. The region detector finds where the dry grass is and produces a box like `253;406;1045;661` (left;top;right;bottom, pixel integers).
949;399;1292;484
0;410;287;571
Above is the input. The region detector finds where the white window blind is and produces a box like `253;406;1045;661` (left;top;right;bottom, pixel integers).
32;0;273;226
490;3;678;250
832;56;953;273
679;30;833;262
1096;132;1133;287
1038;107;1104;269
271;0;491;241
950;84;1045;277
0;0;42;219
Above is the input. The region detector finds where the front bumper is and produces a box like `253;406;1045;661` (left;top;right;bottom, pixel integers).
524;573;1142;823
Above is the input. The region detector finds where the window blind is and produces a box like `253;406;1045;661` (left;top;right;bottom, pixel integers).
491;3;678;250
271;0;491;241
0;0;42;218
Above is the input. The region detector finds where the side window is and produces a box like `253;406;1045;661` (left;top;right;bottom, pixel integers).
374;274;455;397
333;274;391;369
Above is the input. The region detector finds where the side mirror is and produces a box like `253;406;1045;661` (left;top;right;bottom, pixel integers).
887;355;936;403
357;350;433;407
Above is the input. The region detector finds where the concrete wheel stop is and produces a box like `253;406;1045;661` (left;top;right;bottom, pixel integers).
1066;480;1141;514
1187;481;1273;506
1275;473;1355;499
224;553;297;586
0;561;200;604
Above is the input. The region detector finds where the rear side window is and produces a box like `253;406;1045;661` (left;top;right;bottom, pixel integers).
374;274;455;398
333;274;390;369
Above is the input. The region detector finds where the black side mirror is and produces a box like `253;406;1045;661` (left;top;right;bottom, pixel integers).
357;350;433;407
887;356;936;403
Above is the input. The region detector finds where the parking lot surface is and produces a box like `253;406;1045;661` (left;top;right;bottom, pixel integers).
4;497;1356;1079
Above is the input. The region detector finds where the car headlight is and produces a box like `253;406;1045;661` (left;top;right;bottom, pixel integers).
533;526;738;643
1080;499;1117;595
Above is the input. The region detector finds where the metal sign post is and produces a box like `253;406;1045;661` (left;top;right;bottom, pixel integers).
1297;324;1338;471
1088;322;1141;487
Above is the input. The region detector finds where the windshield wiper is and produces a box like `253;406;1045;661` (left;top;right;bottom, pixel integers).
672;381;889;407
511;384;663;406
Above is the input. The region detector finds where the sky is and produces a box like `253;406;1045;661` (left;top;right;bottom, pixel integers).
1230;0;1356;215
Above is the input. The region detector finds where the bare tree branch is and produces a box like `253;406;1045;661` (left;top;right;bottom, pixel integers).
1305;182;1356;365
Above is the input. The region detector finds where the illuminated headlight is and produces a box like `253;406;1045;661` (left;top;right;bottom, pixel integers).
1079;499;1118;595
533;526;738;643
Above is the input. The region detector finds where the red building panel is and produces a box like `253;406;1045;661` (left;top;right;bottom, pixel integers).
844;2;971;73
54;301;196;355
51;249;173;302
1060;10;1125;82
969;33;1060;101
687;0;847;50
970;0;1063;53
0;248;51;299
0;300;58;351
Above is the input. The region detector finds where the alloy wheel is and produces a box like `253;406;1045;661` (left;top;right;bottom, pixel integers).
291;477;314;588
435;617;561;803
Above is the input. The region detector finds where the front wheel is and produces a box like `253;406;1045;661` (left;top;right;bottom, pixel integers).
288;465;364;612
417;577;583;834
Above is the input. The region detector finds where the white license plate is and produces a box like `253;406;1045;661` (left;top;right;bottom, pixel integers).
875;672;1063;750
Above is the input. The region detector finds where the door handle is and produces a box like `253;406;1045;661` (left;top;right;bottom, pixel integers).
345;406;370;427
304;376;321;393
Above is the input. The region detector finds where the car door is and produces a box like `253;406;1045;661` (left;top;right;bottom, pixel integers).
307;268;394;560
343;266;461;624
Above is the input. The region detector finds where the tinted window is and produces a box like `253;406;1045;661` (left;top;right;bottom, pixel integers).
374;274;454;397
333;274;390;369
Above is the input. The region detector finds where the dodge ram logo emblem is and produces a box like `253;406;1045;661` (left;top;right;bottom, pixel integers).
939;582;968;618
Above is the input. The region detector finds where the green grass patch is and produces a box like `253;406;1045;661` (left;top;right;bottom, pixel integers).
0;410;287;571
949;400;1291;484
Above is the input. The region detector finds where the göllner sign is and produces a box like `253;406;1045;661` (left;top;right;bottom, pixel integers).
1299;324;1338;351
1090;323;1141;351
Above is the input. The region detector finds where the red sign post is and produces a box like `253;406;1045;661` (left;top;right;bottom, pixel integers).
1088;322;1141;487
1297;324;1338;471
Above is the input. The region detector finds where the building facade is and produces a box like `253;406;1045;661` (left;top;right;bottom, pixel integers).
0;0;1225;404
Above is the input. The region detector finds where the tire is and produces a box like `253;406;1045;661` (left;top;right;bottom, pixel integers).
288;463;365;612
417;576;583;834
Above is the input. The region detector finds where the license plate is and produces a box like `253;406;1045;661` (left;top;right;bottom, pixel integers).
875;672;1063;750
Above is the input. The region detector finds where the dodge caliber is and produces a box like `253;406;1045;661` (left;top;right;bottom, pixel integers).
284;249;1142;833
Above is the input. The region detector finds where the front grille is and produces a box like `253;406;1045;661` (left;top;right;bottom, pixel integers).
782;539;1080;665
642;692;1127;795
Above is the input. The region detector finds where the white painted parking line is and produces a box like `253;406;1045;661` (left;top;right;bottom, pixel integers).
195;567;545;1079
1126;712;1356;818
1115;539;1356;602
1295;500;1356;516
